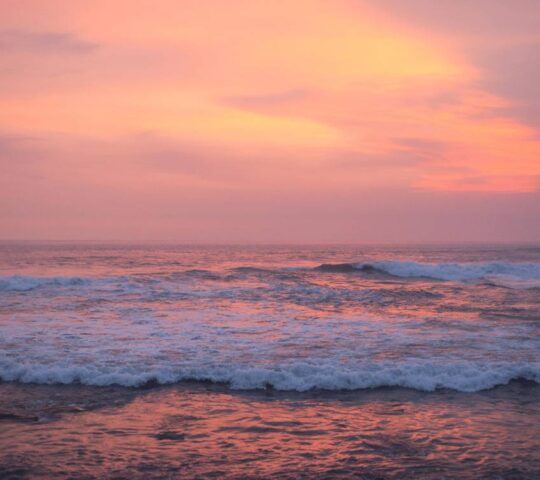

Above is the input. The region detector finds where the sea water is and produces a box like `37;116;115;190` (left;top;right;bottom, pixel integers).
0;243;539;478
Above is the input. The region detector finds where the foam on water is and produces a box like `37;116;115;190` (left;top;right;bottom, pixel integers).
314;261;540;287
0;275;91;291
1;359;538;392
1;244;539;393
3;260;540;292
370;260;540;282
1;304;538;391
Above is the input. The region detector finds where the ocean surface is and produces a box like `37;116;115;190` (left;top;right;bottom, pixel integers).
1;243;539;478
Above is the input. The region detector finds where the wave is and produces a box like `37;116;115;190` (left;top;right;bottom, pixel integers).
315;261;540;285
1;360;538;393
3;260;540;292
315;263;378;273
0;275;91;291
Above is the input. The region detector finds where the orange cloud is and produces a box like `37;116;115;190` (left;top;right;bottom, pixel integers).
1;0;539;241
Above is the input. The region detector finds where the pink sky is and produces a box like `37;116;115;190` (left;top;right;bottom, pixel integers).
1;0;539;242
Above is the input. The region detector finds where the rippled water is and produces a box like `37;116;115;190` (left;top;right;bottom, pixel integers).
1;382;539;479
1;243;539;391
0;243;539;478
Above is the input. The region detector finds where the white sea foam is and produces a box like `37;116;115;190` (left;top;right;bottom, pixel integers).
358;261;540;286
0;359;538;392
1;246;538;396
3;261;540;293
0;275;91;291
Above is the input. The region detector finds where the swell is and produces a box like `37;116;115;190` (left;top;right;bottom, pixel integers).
315;263;381;274
0;268;281;292
4;259;540;292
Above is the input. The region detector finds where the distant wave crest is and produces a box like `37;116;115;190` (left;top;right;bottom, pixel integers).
0;275;90;291
315;261;540;287
3;260;540;291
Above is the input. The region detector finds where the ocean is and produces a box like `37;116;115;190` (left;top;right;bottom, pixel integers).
1;243;539;479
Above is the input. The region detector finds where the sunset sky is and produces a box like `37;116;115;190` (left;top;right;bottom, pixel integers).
1;0;539;242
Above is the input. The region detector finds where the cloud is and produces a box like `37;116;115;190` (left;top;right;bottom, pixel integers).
474;41;540;132
415;173;540;193
373;0;540;37
0;132;41;163
128;133;251;179
0;130;292;187
393;137;447;155
0;30;98;55
222;89;309;108
368;1;540;134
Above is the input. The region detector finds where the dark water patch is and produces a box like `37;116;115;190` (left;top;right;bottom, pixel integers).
231;266;273;274
0;412;38;423
0;466;33;480
480;280;511;289
315;263;381;273
264;420;303;427
183;269;225;281
288;429;328;436
0;383;142;420
153;431;186;441
218;425;282;434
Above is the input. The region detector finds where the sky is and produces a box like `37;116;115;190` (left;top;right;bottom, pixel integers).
1;0;539;243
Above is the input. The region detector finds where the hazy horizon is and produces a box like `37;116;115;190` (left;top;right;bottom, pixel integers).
2;239;540;247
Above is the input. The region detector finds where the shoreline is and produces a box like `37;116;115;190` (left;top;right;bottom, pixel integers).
2;380;539;479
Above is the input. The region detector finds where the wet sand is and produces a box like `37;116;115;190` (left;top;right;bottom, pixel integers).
1;381;539;479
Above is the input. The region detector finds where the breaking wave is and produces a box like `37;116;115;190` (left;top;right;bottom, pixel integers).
0;275;91;291
315;261;540;287
0;360;538;392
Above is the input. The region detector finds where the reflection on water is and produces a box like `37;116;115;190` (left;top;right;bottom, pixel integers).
1;382;539;479
1;244;539;478
1;244;539;391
